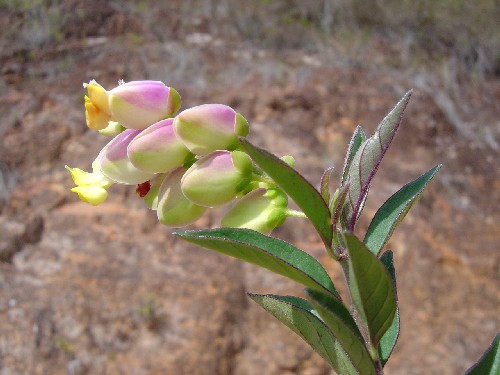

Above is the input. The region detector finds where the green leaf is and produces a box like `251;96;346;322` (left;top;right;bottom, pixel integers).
341;125;366;186
249;294;359;375
320;167;334;203
465;333;500;375
378;251;399;367
331;183;350;230
344;233;397;346
175;228;339;298
306;289;377;375
364;164;442;255
239;139;333;247
343;91;412;231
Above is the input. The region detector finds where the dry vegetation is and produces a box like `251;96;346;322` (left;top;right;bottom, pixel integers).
2;0;499;72
2;0;498;145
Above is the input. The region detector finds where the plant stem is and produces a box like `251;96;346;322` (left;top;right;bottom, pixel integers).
251;172;275;188
375;360;384;375
284;209;307;218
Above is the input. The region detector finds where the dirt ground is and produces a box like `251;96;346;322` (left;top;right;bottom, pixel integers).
0;3;499;375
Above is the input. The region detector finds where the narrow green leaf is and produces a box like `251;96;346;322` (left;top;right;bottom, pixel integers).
239;139;333;247
341;125;366;186
306;289;377;375
320;167;334;203
249;294;359;375
344;233;397;346
343;91;412;230
378;251;399;367
175;228;339;298
364;164;442;255
465;333;500;375
331;183;350;230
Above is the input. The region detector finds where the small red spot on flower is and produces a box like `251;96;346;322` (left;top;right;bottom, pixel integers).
136;181;151;197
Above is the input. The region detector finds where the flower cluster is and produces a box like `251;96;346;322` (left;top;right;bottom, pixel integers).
66;80;299;233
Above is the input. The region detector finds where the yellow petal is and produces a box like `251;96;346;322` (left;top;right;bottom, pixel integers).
85;96;110;130
70;185;108;206
65;165;113;188
84;80;110;115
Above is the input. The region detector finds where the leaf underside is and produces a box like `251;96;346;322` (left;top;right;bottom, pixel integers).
341;125;366;186
377;251;399;366
342;91;412;230
175;228;339;298
249;294;359;375
240;139;333;247
306;289;377;375
321;167;334;203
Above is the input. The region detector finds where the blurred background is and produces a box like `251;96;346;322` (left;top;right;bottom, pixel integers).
0;1;498;374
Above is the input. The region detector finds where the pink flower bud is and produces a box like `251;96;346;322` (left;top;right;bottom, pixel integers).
108;81;181;130
181;150;253;207
127;118;192;174
157;168;206;227
221;188;289;234
174;104;249;155
99;129;156;184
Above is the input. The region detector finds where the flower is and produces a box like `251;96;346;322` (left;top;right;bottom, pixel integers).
221;188;289;234
127;118;192;173
99;129;156;185
84;80;112;131
157;168;206;227
65;156;114;206
181;150;253;207
173;104;249;155
108;81;181;130
70;185;108;206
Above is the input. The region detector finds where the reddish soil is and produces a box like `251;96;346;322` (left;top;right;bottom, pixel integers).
0;3;498;374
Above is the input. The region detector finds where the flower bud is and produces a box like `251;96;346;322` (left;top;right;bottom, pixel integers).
157;168;206;227
181;150;253;207
173;104;249;155
99;129;156;184
221;188;289;234
84;80;111;131
108;81;181;130
143;174;166;210
127;118;192;174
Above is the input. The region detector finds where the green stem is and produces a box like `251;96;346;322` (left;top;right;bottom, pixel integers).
325;230;340;261
251;173;275;189
370;345;384;375
284;209;307;218
324;245;338;261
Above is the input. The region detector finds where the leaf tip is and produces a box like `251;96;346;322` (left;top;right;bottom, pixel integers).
396;89;413;112
172;228;204;238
